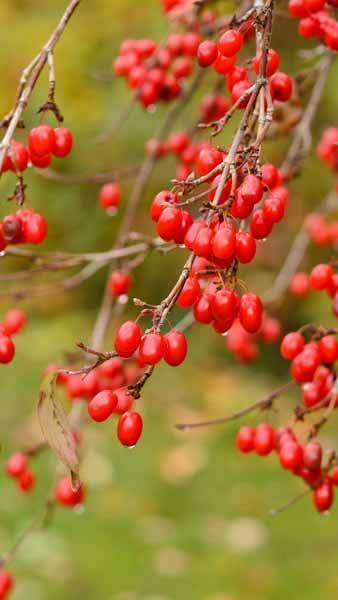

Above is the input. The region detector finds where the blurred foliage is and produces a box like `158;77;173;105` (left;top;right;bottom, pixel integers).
0;1;338;599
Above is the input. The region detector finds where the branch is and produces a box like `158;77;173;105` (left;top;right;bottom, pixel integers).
176;381;295;431
0;0;81;174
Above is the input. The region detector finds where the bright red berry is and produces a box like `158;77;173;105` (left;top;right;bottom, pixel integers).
254;423;275;455
218;29;243;57
28;125;55;156
2;309;26;336
313;480;334;512
5;453;28;478
163;330;187;366
270;72;293;102
98;183;121;211
236;426;255;452
18;468;35;492
88;389;117;422
108;271;131;297
197;40;218;67
52;127;73;157
54;477;85;507
239;293;263;333
279;440;303;470
117;411;143;447
0;335;15;364
114;321;142;358
139;332;164;364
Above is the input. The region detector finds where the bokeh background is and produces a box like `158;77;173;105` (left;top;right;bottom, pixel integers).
0;1;338;599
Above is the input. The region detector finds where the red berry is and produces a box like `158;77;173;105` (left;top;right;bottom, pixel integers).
88;389;117;422
254;423;275;455
318;335;338;363
108;271;131;297
280;332;304;360
163;330;187;366
235;231;256;263
29;151;52;168
236;426;255;452
279;440;303;470
9;140;28;172
252;49;280;76
261;163;279;189
309;263;333;290
18;468;35;492
193;226;214;257
231;80;252;108
183;32;201;56
218;29;243;57
303;441;322;471
263;194;286;224
0;571;13;598
168;131;189;154
270;72;293;102
150;190;177;222
114;320;142;358
197;40;218;67
139;332;164;364
0;335;15;364
2;309;26;336
250;209;273;239
28;125;55;156
213;52;236;75
54;477;85;507
212;222;236;260
176;276;200;307
196;146;223;177
113;387;134;414
157;206;182;241
239;293;263;333
98;183;121;211
289;272;310;298
117;411;143;446
211;288;239;321
52;128;73;157
22;212;48;244
313;480;334;512
193;294;213;324
240;174;263;204
5;453;28;478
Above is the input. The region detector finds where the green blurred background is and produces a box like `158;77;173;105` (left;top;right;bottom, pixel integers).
0;1;338;599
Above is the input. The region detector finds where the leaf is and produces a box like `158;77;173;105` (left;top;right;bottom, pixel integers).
38;372;80;490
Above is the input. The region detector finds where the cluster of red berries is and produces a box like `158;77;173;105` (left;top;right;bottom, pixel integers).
317;127;338;171
0;207;48;250
288;0;338;51
152;150;288;247
290;263;338;315
114;322;187;366
4;452;35;493
97;182;122;214
0;571;13;599
197;31;292;105
305;212;338;247
236;424;338;511
113;33;199;108
281;329;337;406
226;314;282;363
0;309;26;365
46;354;148;447
1;125;73;174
